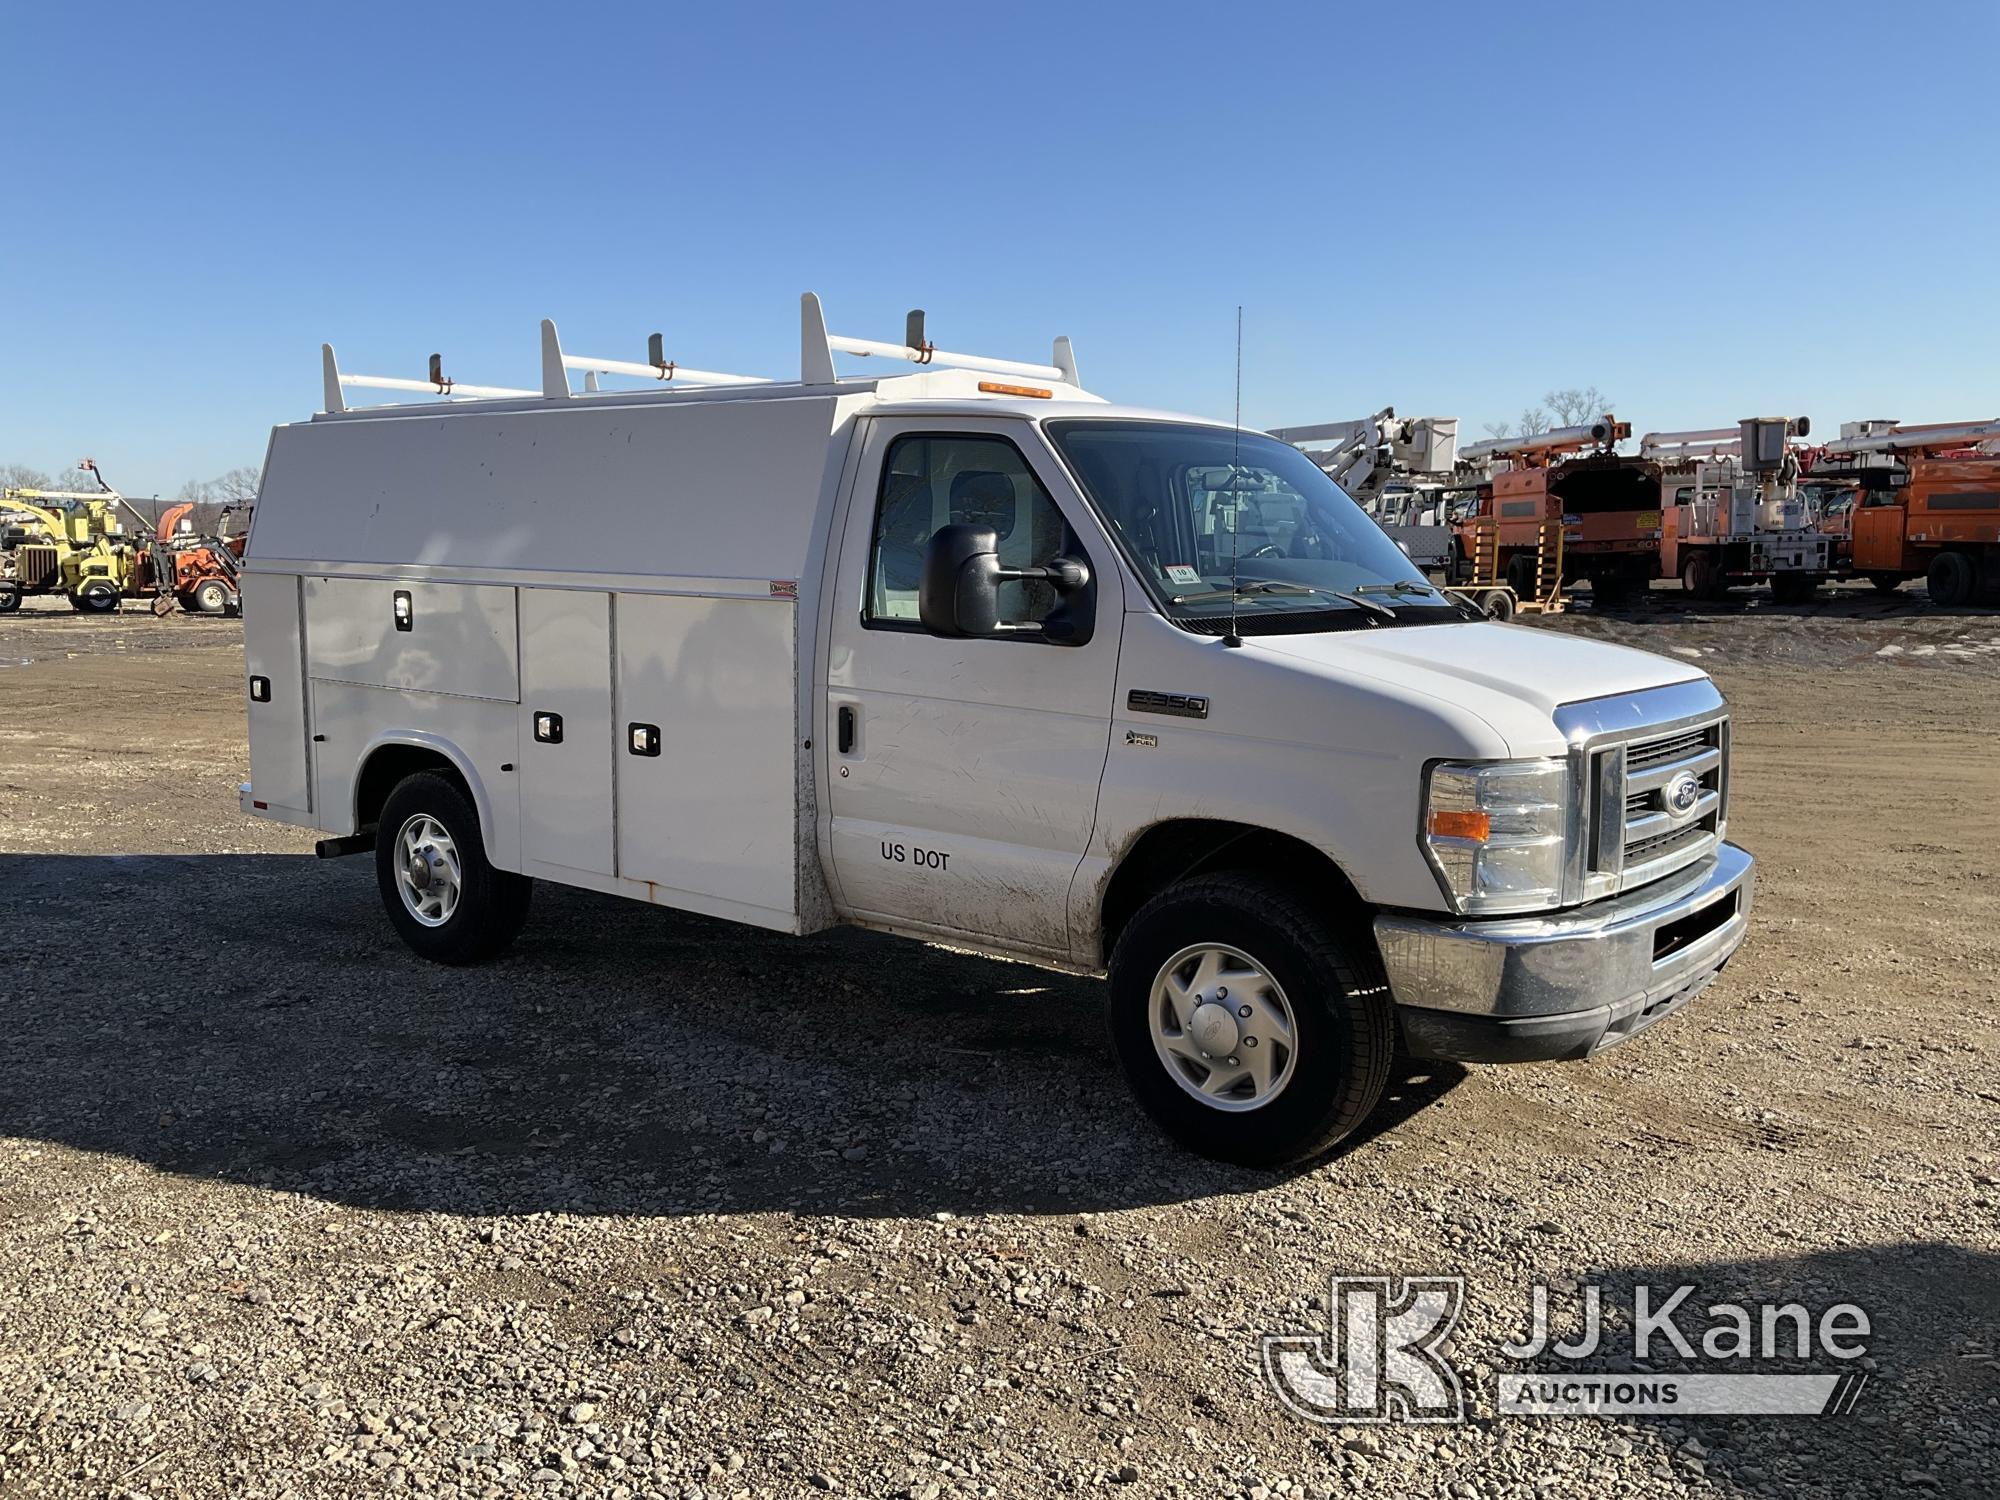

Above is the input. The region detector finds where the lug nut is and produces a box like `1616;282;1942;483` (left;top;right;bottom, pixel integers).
1215;987;1228;1000
1226;1056;1238;1066
1238;1005;1252;1019
1244;1036;1258;1048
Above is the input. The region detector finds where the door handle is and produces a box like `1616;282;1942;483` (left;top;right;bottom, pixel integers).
837;705;856;755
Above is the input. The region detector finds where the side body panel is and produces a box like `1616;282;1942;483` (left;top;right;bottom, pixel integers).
309;679;520;869
614;593;798;917
517;588;616;877
303;577;519;701
242;571;311;816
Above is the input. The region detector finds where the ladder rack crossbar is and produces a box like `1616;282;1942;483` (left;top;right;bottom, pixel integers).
339;373;538;400
825;333;1064;383
559;354;770;388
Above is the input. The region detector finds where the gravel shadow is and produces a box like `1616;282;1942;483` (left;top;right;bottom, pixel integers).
0;853;1461;1219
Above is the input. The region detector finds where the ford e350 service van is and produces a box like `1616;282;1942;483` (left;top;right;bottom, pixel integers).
238;296;1753;1165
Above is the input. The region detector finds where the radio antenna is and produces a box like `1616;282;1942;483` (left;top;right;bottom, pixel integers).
1223;305;1244;648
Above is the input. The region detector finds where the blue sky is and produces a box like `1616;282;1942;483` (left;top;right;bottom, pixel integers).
4;2;1995;495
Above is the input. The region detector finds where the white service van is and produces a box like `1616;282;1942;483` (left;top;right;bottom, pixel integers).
239;297;1753;1165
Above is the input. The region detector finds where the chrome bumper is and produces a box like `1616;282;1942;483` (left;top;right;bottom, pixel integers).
1374;842;1754;1062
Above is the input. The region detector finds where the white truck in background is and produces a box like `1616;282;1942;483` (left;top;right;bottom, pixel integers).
239;295;1754;1165
1642;418;1831;603
1269;410;1464;571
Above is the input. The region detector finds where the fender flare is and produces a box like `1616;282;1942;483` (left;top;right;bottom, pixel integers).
352;730;500;852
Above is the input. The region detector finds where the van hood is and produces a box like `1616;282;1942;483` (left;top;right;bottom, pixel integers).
1246;621;1705;754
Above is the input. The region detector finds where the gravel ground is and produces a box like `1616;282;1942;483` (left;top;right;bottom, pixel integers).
1;585;1995;1499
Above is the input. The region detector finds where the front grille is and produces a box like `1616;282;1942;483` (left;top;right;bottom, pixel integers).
1626;729;1707;772
1585;713;1729;897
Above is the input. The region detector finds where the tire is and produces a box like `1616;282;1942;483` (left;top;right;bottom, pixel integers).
1504;553;1537;599
1107;873;1396;1168
1478;588;1516;622
1591;575;1630;608
0;585;19;613
1680;552;1721;601
1926;551;1974;607
194;580;230;614
375;771;532;964
1867;573;1903;595
1770;573;1818;605
70;583;121;613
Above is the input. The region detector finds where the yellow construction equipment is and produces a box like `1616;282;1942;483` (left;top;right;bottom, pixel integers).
1457;517;1566;620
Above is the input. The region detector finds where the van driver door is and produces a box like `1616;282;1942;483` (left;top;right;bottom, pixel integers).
821;417;1122;960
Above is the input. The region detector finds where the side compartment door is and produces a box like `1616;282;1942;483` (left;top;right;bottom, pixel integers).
517;588;616;877
613;592;799;925
1851;495;1906;572
242;572;311;817
822;419;1123;956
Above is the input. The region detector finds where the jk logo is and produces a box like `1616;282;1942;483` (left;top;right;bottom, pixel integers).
1262;1276;1467;1425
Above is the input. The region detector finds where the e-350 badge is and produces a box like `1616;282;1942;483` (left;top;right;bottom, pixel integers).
1128;689;1209;720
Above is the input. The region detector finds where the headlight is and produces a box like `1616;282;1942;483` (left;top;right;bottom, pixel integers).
1422;758;1571;915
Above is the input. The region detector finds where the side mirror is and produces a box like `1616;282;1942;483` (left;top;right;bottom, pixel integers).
918;523;1093;644
919;523;1005;637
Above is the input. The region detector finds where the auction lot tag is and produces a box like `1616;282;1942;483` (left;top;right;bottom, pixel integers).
1165;565;1201;586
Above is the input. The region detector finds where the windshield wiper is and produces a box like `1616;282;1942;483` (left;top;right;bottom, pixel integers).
1353;579;1438;597
1171;581;1395;619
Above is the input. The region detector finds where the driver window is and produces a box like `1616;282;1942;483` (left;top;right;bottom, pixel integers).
866;434;1066;626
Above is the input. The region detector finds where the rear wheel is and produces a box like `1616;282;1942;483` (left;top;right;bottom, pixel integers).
1504;553;1537;599
1770;572;1819;605
70;583;121;613
1108;873;1395;1167
1680;552;1721;601
193;579;231;614
1590;575;1630;608
375;771;532;964
1926;551;1975;607
1867;573;1903;594
1478;587;1516;622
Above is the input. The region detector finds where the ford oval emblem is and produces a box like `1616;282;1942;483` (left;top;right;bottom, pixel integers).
1664;770;1703;818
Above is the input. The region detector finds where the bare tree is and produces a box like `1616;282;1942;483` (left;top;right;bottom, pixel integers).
1482;406;1549;442
1;463;54;492
1544;387;1612;426
213;466;262;501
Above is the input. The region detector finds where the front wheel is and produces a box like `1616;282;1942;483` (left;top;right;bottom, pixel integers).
193;579;231;614
0;585;19;613
70;583;121;613
375;771;532;964
1867;572;1903;595
1108;873;1396;1167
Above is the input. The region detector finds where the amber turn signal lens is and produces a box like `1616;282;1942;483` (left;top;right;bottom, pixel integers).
1428;809;1491;841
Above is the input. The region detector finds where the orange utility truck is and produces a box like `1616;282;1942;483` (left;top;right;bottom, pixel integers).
1453;416;1652;605
1807;419;2000;604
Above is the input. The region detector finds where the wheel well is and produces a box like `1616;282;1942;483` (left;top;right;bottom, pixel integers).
354;745;468;832
1098;820;1364;965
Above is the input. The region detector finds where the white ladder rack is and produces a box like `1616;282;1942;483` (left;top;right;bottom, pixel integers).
320;294;1080;413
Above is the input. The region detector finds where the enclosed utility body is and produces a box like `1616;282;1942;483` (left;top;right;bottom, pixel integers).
241;296;1755;1165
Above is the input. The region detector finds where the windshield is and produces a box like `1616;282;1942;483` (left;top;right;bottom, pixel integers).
1046;420;1469;631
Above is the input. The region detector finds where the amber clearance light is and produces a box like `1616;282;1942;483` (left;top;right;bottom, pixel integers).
978;381;1053;399
1428;809;1492;842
